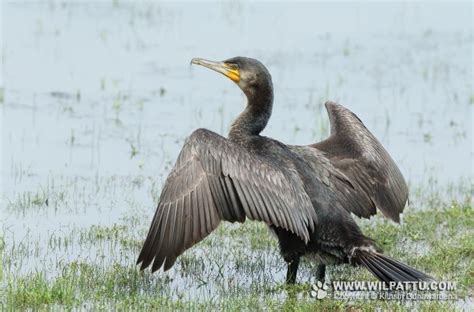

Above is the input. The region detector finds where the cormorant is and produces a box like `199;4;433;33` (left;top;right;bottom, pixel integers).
137;57;432;284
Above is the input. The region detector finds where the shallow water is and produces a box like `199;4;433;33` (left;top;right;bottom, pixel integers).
1;0;472;300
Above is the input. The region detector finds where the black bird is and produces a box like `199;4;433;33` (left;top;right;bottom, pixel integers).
137;57;432;284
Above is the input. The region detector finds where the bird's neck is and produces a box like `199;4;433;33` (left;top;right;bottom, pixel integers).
229;87;273;141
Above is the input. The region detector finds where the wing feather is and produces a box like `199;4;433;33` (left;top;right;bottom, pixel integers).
137;128;316;272
310;101;408;222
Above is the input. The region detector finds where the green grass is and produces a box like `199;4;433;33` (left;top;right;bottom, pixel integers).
2;196;472;311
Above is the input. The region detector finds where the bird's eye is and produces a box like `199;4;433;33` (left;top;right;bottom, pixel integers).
226;63;239;70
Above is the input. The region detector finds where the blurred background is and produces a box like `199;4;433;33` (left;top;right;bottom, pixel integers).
2;1;472;194
1;0;472;302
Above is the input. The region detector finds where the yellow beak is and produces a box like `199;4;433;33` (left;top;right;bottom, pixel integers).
191;58;240;82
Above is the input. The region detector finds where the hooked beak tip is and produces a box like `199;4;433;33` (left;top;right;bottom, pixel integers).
190;57;204;66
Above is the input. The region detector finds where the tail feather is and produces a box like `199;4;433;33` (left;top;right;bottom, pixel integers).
375;254;433;281
370;256;412;281
358;256;390;282
357;251;433;282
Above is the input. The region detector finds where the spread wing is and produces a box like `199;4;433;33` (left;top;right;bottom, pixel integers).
310;102;408;222
137;128;317;272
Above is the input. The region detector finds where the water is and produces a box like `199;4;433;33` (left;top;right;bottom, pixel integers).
1;0;472;297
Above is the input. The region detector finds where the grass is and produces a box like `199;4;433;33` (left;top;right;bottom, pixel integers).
2;192;472;311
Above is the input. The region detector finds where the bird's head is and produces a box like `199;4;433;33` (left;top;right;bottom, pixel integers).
191;56;273;101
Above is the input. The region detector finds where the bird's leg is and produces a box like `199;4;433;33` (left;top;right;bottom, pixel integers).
315;264;326;283
285;257;300;284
